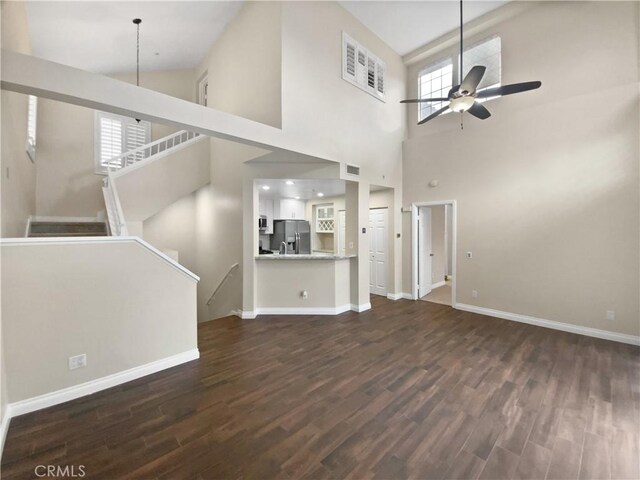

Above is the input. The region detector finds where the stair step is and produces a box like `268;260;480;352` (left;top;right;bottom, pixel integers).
29;221;108;237
29;232;107;237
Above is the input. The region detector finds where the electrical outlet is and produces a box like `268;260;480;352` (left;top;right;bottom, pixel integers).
466;251;473;259
301;290;309;300
472;290;478;299
606;310;615;321
68;354;87;370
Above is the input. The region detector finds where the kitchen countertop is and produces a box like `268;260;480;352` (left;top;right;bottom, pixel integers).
256;253;356;260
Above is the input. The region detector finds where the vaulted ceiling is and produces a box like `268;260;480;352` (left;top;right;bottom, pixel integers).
25;1;509;74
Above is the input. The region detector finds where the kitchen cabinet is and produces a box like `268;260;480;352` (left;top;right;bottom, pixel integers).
258;198;274;234
315;204;335;233
275;199;306;220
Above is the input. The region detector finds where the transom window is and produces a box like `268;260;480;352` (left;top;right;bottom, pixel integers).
417;36;502;121
95;112;150;174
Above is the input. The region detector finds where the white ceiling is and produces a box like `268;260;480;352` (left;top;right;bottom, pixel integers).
25;1;244;74
339;1;509;56
257;179;346;201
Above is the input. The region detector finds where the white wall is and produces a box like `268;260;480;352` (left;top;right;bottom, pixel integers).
35;69;198;218
1;239;198;403
281;1;405;186
402;1;640;336
1;0;35;238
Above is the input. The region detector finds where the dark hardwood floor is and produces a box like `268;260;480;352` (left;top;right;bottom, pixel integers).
2;297;639;479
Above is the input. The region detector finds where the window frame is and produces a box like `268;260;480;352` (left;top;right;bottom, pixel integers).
418;58;454;121
26;95;37;162
342;32;386;102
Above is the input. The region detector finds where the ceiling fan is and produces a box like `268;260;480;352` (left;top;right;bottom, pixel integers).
401;0;541;126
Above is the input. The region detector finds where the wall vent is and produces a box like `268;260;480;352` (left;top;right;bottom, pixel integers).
345;164;360;176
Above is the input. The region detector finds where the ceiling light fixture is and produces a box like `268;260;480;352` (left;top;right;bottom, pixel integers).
295;196;300;200
261;185;270;191
285;180;294;185
317;192;324;197
132;18;142;123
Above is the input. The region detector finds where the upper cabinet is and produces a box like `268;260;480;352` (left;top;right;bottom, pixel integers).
316;205;335;233
275;199;306;220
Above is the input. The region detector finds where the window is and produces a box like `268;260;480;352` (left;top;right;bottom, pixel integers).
26;95;37;162
460;36;501;92
95;112;150;174
418;60;453;120
342;32;386;102
197;72;208;106
416;35;502;120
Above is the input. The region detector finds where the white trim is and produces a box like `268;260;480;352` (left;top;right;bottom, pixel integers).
240;310;257;319
431;280;446;289
411;201;457;305
387;292;402;301
255;305;352;316
401;292;414;300
111;134;205;179
351;302;372;313
0;236;199;282
6;349;199;418
0;410;11;456
455;303;640;346
24;215;32;237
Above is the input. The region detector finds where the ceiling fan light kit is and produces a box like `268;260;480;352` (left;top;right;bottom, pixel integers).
401;0;541;126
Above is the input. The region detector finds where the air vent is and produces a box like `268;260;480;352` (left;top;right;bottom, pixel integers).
345;164;360;176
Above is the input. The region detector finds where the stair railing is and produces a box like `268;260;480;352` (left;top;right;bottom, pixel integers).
207;263;240;306
101;129;201;237
105;130;201;171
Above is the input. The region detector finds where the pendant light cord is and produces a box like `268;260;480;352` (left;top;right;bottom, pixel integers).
136;21;140;87
459;0;463;84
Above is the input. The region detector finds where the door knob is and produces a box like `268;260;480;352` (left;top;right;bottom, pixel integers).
430;253;434;257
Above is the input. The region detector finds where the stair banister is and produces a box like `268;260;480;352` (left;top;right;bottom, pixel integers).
207;263;240;306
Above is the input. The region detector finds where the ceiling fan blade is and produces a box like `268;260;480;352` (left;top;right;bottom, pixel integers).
418;105;449;125
400;98;449;103
459;66;486;95
467;102;491;120
476;81;542;99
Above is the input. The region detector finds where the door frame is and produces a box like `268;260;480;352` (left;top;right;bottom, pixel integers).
411;200;457;306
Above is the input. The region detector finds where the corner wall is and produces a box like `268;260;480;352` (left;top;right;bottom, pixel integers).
1;0;35;238
402;1;640;337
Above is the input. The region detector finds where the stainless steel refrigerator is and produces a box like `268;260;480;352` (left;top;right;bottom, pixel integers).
271;220;310;254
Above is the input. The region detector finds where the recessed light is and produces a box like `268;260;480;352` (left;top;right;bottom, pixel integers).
317;192;324;197
295;196;300;200
261;185;270;191
285;180;294;185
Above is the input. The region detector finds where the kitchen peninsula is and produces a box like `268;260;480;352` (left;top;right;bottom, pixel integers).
255;252;356;314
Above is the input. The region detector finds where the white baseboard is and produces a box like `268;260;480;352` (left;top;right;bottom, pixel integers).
31;216;101;223
455;303;640;346
351;302;372;313
0;408;11;456
431;281;446;289
387;292;402;301
240;310;257;319
6;349;200;418
254;305;352;316
402;293;414;300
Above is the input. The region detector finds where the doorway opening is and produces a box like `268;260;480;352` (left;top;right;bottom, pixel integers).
412;201;456;306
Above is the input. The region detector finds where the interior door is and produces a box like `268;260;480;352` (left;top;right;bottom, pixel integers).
338;210;346;256
369;208;388;296
418;207;432;298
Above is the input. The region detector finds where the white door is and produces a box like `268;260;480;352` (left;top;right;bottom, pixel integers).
337;210;346;255
418;207;432;298
369;208;388;296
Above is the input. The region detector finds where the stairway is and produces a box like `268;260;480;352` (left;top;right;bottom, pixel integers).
28;221;108;237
